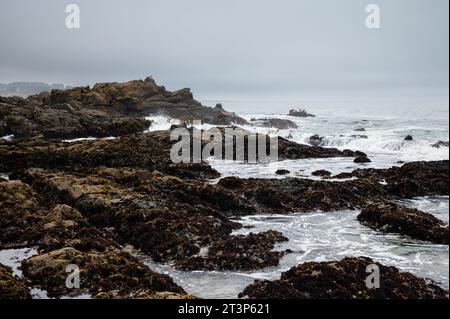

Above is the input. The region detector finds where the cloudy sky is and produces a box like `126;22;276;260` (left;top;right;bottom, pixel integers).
0;0;448;99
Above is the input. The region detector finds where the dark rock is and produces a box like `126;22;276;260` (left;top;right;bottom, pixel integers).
307;135;324;147
275;169;290;176
21;247;186;298
354;128;366;132
0;264;31;299
0;78;247;140
354;156;372;164
258;118;298;130
287;109;315;118
239;257;448;299
340;161;449;198
404;135;414;141
19;168;247;262
0;179;118;252
218;176;388;214
358;202;449;244
311;170;332;177
432;141;449;148
175;230;289;271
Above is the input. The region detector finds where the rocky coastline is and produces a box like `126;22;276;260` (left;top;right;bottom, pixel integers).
0;78;448;299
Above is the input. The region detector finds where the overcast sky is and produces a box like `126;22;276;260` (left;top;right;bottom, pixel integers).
0;0;448;99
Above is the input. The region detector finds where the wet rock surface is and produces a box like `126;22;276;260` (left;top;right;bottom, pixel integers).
358;202;449;245
0;264;31;299
218;176;388;214
311;170;332;178
0;96;151;140
21;247;186;298
288;109;315;118
0;77;247;139
333;161;449;198
257;118;298;129
239;257;449;299
175;230;289;271
432;141;449;148
354;155;372;164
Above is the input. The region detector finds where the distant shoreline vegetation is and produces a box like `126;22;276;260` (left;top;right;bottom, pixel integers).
0;82;71;97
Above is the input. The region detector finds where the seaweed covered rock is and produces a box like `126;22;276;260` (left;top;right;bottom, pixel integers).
358;202;449;244
175;230;289;271
0;264;31;299
288;109;315;118
20;168;246;262
0;78;247;140
218;176;387;214
21;247;185;298
0;179;117;252
239;257;448;299
334;161;449;198
311;170;332;178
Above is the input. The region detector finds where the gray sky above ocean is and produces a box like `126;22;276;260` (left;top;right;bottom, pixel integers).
0;0;448;100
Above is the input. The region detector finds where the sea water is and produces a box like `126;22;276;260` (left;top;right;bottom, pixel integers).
144;99;449;298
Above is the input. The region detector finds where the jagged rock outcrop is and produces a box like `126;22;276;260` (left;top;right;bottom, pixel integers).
0;77;247;139
217;176;388;214
253;118;298;129
432;141;449;148
358;202;449;245
0;264;31;299
0;96;151;139
333;161;449;198
21;247;186;298
288;109;315;118
239;257;449;299
175;231;289;271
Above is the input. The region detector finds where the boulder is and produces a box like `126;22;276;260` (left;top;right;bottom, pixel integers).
239;257;448;299
0;264;31;299
358;202;449;244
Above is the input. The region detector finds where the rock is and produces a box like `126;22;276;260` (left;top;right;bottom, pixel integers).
19;168;248;262
287;109;315;118
354;128;366;132
0;133;221;180
95;290;198;299
404;135;414;141
175;230;289;271
354;156;372;164
0;179;119;252
0;78;247;139
307;135;324;147
432;141;449;148
0;131;366;176
350;135;368;139
311;170;332;177
218;175;388;214
21;247;185;298
239;257;448;299
340;161;449;198
275;169;290;176
358;202;449;244
258;118;298;130
0;264;31;299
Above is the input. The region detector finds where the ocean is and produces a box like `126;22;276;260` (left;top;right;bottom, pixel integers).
142;98;449;298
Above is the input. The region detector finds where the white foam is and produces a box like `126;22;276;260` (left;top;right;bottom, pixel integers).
61;136;117;143
145;115;181;132
0;248;38;277
1;135;14;141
